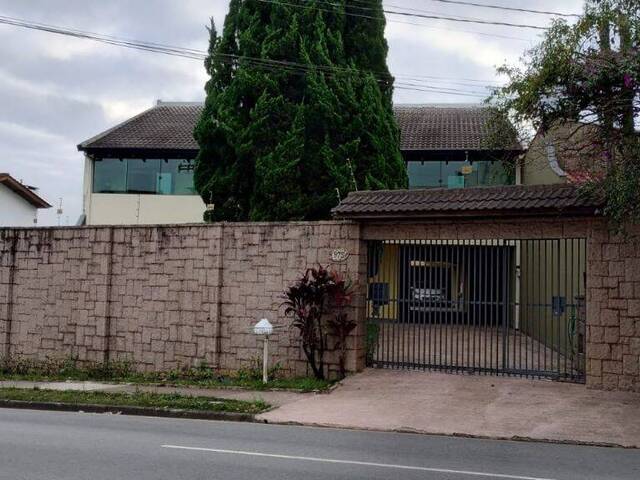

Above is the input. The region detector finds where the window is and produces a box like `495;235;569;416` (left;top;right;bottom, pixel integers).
92;158;196;195
408;161;441;188
407;160;511;189
93;158;127;193
159;159;196;195
126;159;162;194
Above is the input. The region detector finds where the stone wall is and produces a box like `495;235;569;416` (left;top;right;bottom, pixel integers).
361;217;640;393
0;222;365;378
2;216;639;391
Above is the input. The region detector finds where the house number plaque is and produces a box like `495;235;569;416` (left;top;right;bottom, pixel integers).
331;248;349;262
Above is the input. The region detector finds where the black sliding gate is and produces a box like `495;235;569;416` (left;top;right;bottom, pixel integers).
366;239;587;382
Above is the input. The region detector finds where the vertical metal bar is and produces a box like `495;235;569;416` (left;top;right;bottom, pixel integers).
419;240;425;369
566;238;572;379
416;243;422;369
495;240;500;374
379;242;384;368
556;238;561;378
450;241;455;371
458;240;465;370
438;240;444;371
477;241;490;372
425;240;433;368
391;241;397;369
542;239;546;375
513;240;529;377
500;241;506;374
471;239;476;372
462;240;468;371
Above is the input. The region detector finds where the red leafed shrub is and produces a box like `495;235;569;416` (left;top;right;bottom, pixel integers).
283;266;355;380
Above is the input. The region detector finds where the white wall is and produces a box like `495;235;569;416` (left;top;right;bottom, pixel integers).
0;183;38;227
86;194;205;225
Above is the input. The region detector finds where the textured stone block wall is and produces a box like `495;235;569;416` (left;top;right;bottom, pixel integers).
362;217;640;393
0;222;364;378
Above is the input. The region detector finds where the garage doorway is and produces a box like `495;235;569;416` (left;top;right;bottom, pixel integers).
366;239;587;382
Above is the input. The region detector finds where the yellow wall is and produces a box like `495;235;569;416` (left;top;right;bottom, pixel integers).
519;239;586;356
367;243;400;321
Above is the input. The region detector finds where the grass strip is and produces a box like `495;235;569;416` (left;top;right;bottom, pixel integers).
0;388;269;414
1;359;333;392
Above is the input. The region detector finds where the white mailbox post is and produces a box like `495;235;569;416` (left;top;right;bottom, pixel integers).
253;318;274;384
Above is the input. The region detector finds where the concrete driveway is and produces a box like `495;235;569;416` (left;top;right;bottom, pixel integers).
258;369;640;448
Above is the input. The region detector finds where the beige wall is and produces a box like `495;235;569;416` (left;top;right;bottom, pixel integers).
87;194;205;225
0;222;365;378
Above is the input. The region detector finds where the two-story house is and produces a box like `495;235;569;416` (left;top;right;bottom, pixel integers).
77;102;523;225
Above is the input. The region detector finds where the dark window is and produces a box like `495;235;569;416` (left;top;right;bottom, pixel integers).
408;161;442;188
93;158;127;193
159;159;196;195
93;158;197;195
126;159;162;194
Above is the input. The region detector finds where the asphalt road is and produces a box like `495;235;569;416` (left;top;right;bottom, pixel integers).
0;409;638;480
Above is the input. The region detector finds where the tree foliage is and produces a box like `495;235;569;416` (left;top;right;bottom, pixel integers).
488;0;639;231
194;1;407;222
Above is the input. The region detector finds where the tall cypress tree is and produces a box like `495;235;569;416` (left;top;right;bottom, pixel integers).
194;0;407;222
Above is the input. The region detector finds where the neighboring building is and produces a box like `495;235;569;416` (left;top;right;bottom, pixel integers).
0;173;51;227
519;121;606;186
395;104;522;189
77;102;205;225
78;101;522;225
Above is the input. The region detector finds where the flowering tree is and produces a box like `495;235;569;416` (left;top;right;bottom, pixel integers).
489;0;639;231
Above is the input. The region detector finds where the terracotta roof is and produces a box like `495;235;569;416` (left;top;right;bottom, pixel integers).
78;102;520;153
0;174;51;208
332;184;601;219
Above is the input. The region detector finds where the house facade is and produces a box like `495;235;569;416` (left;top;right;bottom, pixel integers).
0;174;51;227
78;102;523;225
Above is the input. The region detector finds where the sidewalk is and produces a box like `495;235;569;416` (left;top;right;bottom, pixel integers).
258;369;640;448
0;380;312;408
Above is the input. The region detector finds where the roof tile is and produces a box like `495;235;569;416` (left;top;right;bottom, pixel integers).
79;102;521;153
332;184;602;219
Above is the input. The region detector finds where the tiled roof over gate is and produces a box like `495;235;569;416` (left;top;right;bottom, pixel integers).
332;184;602;219
78;102;520;153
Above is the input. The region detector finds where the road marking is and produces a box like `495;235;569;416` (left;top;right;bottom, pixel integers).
161;445;558;480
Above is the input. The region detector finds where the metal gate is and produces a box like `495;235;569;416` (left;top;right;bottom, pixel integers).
366;239;587;382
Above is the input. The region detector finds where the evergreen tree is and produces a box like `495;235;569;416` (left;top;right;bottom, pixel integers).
194;0;407;222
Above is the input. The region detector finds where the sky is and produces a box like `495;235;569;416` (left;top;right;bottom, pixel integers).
0;0;584;226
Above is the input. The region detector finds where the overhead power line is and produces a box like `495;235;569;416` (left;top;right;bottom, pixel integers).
257;0;549;30
420;0;581;18
0;14;495;98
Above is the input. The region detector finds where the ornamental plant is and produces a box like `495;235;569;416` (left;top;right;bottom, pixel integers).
283;266;355;380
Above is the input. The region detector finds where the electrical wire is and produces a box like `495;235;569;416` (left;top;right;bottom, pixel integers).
0;14;499;98
418;0;580;18
257;0;549;30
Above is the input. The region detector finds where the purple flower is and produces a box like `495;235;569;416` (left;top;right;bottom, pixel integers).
624;74;635;89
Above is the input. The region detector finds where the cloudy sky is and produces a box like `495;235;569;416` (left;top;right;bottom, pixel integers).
0;0;584;225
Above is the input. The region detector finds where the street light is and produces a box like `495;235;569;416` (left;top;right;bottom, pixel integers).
253;318;273;384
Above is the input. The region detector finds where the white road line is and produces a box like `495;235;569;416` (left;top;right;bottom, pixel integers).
161;445;558;480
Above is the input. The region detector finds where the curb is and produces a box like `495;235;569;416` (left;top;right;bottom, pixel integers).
258;419;638;450
0;399;257;422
